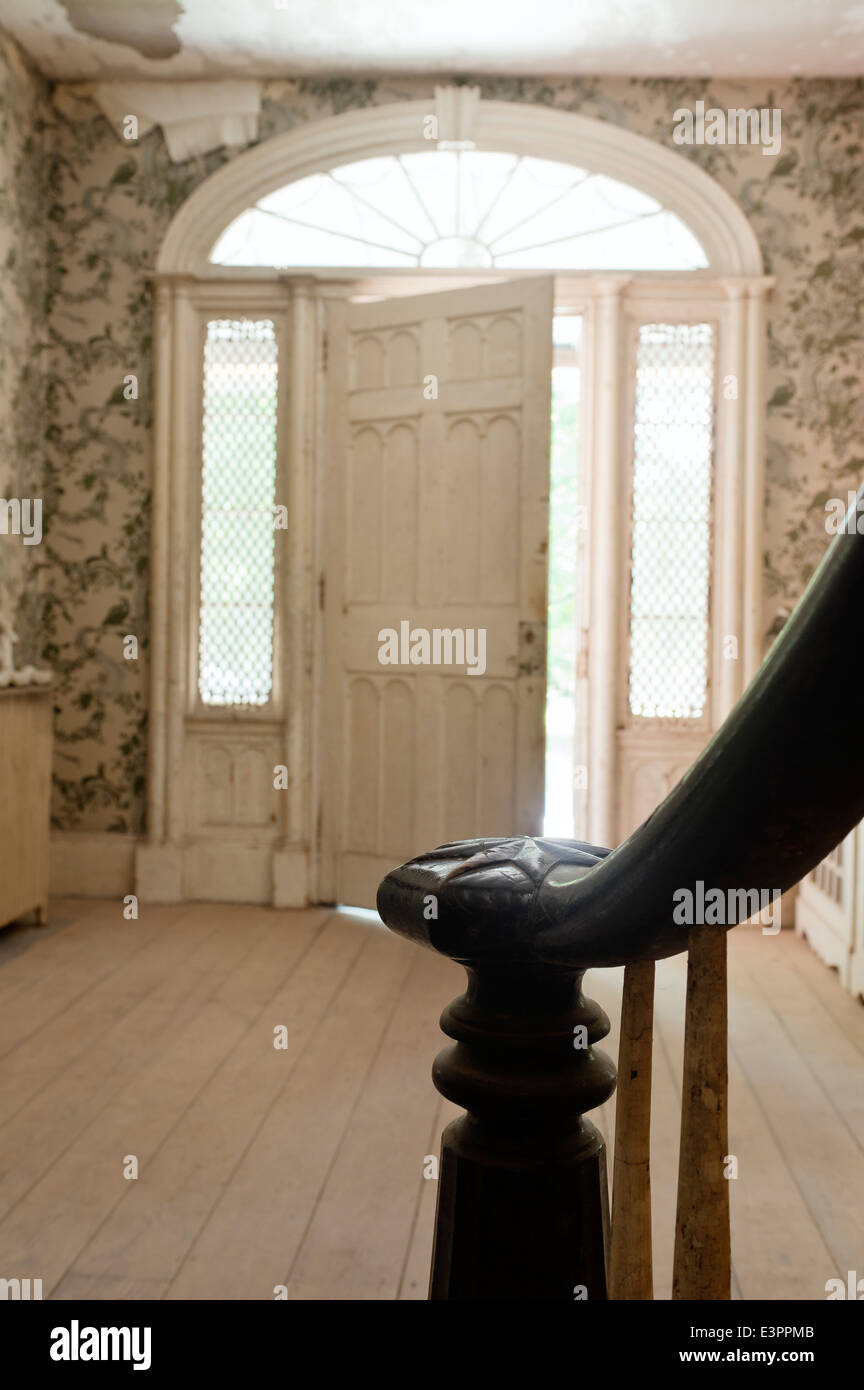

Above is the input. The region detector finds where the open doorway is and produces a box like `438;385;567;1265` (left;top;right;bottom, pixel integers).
317;275;554;908
543;313;582;838
142;101;765;908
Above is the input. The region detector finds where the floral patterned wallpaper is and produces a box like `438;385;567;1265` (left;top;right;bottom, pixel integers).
0;38;53;669
2;39;862;835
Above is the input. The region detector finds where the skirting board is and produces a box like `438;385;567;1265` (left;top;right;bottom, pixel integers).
134;842;309;907
50;835;311;908
50;833;139;897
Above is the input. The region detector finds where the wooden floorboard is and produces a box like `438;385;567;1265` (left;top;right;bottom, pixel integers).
282;945;457;1301
0;903;861;1300
164;914;417;1300
70;908;331;1288
0;912;304;1291
0;906;272;1228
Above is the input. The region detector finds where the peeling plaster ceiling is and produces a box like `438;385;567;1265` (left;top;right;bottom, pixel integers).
1;0;864;80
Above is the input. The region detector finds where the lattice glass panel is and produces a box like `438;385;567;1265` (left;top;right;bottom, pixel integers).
628;322;715;720
198;319;278;706
812;840;844;906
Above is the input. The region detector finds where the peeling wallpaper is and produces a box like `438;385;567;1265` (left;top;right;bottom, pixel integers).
2;45;863;834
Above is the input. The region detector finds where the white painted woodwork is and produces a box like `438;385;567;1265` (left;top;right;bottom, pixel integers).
50;833;138;896
140;272;771;901
853;839;864;1002
138;280;317;906
319;278;553;908
715;285;746;723
578;277;773;846
743;283;770;677
797;824;864;999
616;731;707;842
144;96;771;901
0;688;52;928
157;98;763;279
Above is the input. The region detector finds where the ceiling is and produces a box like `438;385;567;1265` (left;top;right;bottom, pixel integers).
1;0;864;82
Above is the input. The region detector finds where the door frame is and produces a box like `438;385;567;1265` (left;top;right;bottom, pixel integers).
141;92;770;902
137;276;321;904
315;275;554;908
554;274;773;845
137;268;771;902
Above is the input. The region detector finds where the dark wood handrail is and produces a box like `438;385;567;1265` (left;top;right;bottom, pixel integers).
531;489;864;967
376;485;864;1301
380;489;864;970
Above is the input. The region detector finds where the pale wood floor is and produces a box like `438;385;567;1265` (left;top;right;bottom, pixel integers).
0;900;861;1300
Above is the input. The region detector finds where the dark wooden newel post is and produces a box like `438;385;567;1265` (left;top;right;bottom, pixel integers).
377;836;620;1303
430;959;616;1301
376;500;864;1303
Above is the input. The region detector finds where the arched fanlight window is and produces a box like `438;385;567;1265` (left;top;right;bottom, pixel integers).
210;152;709;272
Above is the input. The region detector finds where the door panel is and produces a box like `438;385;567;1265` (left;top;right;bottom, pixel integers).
320;278;553;908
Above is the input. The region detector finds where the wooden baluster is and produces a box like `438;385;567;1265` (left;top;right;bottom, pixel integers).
608;959;655;1299
672;924;731;1299
429;961;617;1301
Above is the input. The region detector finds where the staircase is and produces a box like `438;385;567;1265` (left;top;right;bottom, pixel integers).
376;484;864;1301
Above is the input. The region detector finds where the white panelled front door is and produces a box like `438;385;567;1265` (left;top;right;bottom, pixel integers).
318;278;553;908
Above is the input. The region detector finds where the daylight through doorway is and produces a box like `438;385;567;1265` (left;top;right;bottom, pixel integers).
543;314;581;837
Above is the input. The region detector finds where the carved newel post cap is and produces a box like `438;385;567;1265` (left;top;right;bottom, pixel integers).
377;837;617;1301
377;835;611;966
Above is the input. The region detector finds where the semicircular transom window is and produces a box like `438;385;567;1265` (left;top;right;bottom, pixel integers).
210;152;709;272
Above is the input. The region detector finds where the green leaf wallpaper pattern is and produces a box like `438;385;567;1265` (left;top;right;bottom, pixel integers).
1;46;862;834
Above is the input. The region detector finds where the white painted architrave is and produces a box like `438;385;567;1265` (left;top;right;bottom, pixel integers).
156;97;763;278
796;825;862;993
566;273;773;847
142;94;770;903
137;278;320;905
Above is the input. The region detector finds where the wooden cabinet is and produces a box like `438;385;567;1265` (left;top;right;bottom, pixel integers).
0;687;52;928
